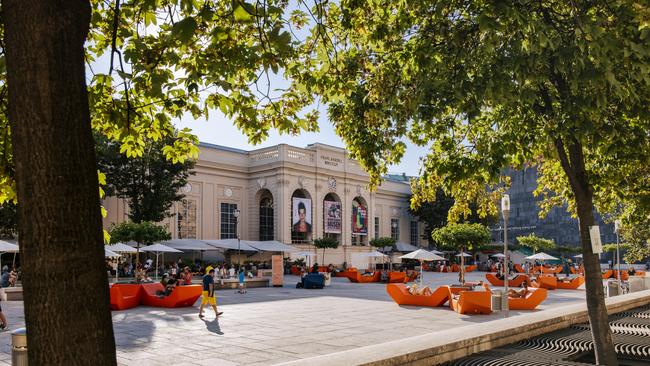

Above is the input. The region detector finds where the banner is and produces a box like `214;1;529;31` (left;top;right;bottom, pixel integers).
352;201;368;235
324;201;342;234
292;197;312;233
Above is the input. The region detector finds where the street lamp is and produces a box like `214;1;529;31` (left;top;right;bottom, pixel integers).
233;208;241;270
501;194;510;317
614;219;622;293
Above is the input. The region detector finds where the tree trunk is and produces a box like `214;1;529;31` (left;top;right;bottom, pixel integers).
3;1;117;364
555;138;617;365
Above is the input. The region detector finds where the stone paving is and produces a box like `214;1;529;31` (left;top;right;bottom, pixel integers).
0;272;591;366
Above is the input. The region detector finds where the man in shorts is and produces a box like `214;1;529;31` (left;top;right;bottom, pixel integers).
199;269;222;318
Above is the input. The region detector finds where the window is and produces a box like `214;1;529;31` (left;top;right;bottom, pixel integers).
391;218;400;241
220;203;238;239
259;197;274;241
177;199;197;239
410;221;418;246
374;217;380;239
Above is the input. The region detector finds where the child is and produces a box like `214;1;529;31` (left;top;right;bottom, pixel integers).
237;269;247;294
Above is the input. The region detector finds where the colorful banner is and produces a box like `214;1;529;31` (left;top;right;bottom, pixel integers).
292;197;312;233
324;201;342;234
352;201;367;235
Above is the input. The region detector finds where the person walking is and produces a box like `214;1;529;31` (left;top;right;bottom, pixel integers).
199;269;222;318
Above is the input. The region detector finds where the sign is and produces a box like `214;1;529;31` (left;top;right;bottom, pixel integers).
324;201;342;234
271;255;283;287
320;155;343;167
352;201;367;235
292;197;312;233
589;225;603;254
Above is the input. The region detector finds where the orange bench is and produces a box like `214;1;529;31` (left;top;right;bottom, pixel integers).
508;287;547;310
465;265;477;272
446;286;492;314
387;271;407;283
539;266;562;274
602;270;613;279
140;283;202;308
485;273;530;287
514;264;526;273
110;284;142;311
386;283;449;307
334;269;358;280
348;271;381;283
556;276;585;290
531;275;557;290
632;270;646;277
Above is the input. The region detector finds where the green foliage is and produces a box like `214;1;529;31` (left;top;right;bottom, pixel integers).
108;221;170;245
95;132;195;223
431;223;490;252
517;234;556;253
369;237;396;250
616;208;650;263
313;237;340;250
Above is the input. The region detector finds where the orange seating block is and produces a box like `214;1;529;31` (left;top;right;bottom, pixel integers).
290;265;301;276
110;284;142;311
406;271;419;282
348;271;381;283
465;265;477;272
602;270;613;279
514;264;526;273
611;271;629;280
541;266;563;274
140;283;202;308
632;270;646;277
556;276;585;290
446;286;492;314
386;283;449;307
531;275;557;290
450;264;460;272
387;271;407;283
334;269;358;280
485;273;530;287
508;288;548;310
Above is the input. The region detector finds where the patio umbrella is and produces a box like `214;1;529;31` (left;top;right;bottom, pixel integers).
400;249;446;286
491;253;506;258
526;252;559;261
365;250;389;271
141;243;182;280
455;252;472;257
430;249;445;255
573;254;583;258
104;247;120;258
294;251;315;267
108;243;138;283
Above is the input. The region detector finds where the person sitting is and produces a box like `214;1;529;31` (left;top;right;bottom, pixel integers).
415;286;433;296
380;270;388;282
8;268;17;287
327;264;335;273
508;283;529;298
311;263;319;274
629;267;637;275
496;272;505;280
182;266;192;285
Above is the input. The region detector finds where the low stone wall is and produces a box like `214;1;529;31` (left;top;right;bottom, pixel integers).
279;289;650;366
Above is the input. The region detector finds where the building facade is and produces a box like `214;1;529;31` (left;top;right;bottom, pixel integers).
103;142;427;266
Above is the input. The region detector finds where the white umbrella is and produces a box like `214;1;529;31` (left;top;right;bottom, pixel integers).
491;253;506;258
430;249;444;255
400;249;446;285
573;254;583;258
104;247;120;257
455;252;472;257
141;243;182;279
0;240;19;270
526;252;559;261
364;250;388;258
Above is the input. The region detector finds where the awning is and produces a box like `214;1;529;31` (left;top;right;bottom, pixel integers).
247;240;297;252
162;239;218;251
202;239;258;251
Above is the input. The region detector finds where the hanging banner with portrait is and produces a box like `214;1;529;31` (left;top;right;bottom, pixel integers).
292;197;312;233
351;201;368;235
324;201;342;234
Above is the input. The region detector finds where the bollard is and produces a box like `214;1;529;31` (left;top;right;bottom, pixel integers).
491;290;503;311
12;328;27;366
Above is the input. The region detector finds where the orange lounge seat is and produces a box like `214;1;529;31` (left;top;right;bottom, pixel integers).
602;270;613;279
290;265;301;276
514;264;526;273
406;271;419;282
632;270;646;277
508;288;547;310
556;276;585;290
446;286;492;314
451;264;460;272
335;269;358;280
541;266;563;274
611;271;629;280
386;283;449;307
110;284;142;311
140;283;202;308
465;265;477;272
387;271;407;283
531;275;557;290
348;271;381;283
485;273;530;287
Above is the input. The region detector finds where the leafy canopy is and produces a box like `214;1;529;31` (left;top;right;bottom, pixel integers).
517;233;556;253
431;223;490;252
95;132;195;223
313;237;339;250
108;221;171;245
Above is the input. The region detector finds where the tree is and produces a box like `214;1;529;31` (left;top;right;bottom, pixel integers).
517;234;556;254
109;221;171;266
0;0;327;362
313;237;339;265
432;223;490;284
95;132;195;223
307;2;650;362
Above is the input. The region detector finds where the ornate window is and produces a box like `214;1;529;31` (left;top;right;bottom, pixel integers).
177;199;197;239
391;218;400;241
374;217;380;239
410;221;418;246
220;203;238;239
259;197;274;241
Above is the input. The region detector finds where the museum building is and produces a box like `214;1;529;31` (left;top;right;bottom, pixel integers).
103;142;427;266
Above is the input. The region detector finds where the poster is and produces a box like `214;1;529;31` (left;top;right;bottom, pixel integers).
324;201;342;234
352;201;367;235
292;197;312;233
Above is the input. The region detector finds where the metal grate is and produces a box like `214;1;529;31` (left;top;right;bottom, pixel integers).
445;305;650;366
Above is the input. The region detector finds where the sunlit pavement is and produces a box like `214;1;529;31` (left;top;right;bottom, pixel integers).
0;272;590;365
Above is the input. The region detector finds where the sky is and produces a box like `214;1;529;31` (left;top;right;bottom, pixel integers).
173;109;430;177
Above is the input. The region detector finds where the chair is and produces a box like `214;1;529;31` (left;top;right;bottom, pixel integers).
485;273;529;287
514;264;526;273
530;275;557;290
386;283;449;307
110;284;142;311
508;287;547;310
446;286;492;314
556;276;585;290
349;271;381;283
387;271;407;283
334;268;358;280
140;283;202;308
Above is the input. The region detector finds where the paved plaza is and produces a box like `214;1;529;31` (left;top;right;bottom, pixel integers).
0;272;595;365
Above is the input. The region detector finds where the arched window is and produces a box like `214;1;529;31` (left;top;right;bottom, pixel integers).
259;192;274;241
351;196;368;246
323;193;342;243
291;189;312;244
